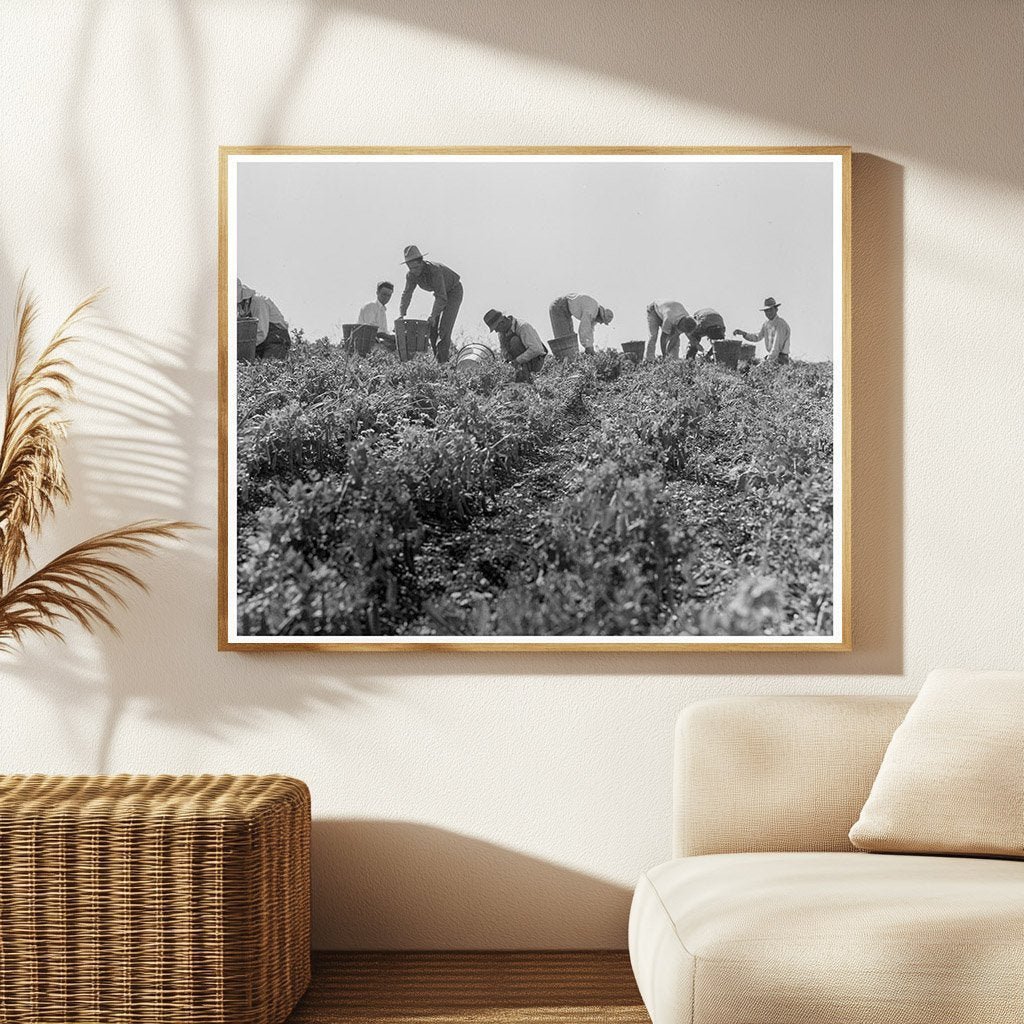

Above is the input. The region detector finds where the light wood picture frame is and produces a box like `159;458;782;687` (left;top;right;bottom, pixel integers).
219;146;851;652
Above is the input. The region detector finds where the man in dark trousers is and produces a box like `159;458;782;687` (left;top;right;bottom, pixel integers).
398;245;463;363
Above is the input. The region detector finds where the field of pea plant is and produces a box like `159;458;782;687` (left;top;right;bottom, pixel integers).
235;345;835;637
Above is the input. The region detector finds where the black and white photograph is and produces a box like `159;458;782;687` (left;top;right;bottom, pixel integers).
220;149;850;650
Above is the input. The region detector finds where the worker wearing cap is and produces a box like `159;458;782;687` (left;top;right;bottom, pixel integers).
645;300;697;362
683;308;727;360
548;293;614;354
237;278;291;360
484;308;547;380
734;296;791;364
398;245;463;363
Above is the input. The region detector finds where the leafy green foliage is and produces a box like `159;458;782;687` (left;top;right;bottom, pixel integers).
237;348;835;637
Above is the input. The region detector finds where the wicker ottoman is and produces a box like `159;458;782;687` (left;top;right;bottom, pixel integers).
0;774;310;1024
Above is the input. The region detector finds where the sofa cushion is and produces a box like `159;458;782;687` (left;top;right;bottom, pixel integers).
849;669;1024;857
629;852;1024;1024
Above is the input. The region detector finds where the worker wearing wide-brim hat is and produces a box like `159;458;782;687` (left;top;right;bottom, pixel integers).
398;245;463;363
734;296;791;364
548;293;614;354
484;308;547;381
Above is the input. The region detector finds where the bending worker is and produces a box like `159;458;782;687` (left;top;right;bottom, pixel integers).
398;245;463;363
645;299;696;362
683;308;727;360
548;293;613;354
484;308;547;380
237;278;290;359
734;295;791;364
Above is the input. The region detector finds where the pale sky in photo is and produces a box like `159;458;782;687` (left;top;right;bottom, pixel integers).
236;156;837;360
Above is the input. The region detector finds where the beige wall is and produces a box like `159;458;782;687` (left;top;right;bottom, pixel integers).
0;1;1021;949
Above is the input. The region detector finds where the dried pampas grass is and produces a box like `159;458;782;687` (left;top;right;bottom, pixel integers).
0;278;195;650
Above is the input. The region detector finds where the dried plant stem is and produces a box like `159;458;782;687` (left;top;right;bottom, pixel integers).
0;279;197;650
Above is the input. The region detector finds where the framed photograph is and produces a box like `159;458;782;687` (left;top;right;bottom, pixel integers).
219;147;850;652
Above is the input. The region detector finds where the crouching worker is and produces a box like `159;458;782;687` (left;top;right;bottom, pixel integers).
684;308;727;360
358;280;397;354
645;300;697;362
484;308;547;381
238;279;290;359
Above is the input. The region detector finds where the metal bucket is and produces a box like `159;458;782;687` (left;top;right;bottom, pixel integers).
712;339;743;369
237;318;258;362
621;341;644;364
548;333;579;362
455;343;497;373
395;318;431;362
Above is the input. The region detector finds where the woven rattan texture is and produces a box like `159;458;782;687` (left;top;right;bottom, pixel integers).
0;774;310;1024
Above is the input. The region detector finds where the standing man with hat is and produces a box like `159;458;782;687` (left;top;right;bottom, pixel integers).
548;293;614;354
398;245;463;363
734;296;791;364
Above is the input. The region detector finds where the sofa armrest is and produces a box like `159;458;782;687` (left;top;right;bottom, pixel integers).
674;695;912;857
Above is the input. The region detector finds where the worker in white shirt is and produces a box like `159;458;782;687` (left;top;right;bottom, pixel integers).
734;296;791;364
645;300;697;362
357;280;396;352
484;308;548;381
549;293;614;354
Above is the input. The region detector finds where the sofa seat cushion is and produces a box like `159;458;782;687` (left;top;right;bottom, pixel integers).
629;852;1024;1024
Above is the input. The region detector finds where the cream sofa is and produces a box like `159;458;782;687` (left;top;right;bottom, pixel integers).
628;695;1024;1024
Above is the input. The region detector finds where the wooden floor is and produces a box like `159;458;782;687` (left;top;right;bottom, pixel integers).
287;952;649;1023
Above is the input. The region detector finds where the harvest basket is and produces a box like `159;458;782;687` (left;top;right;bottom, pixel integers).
352;323;376;356
739;342;757;365
341;322;377;357
237;317;258;362
395;318;431;361
712;338;743;369
0;774;311;1024
621;340;644;364
549;333;579;362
